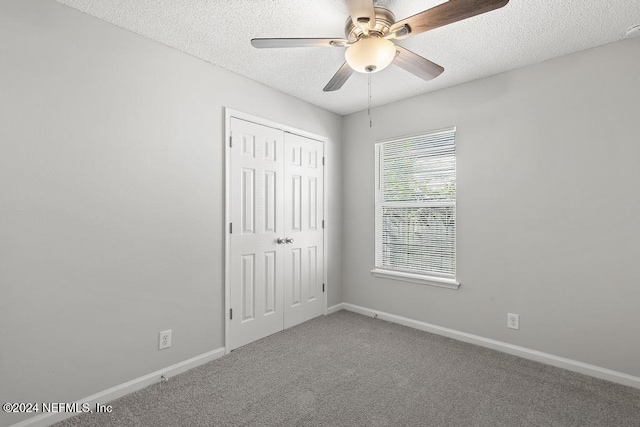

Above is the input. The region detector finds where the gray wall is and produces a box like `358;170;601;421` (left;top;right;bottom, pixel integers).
0;1;342;425
342;38;640;377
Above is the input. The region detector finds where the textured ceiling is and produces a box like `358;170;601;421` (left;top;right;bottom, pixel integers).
57;0;640;116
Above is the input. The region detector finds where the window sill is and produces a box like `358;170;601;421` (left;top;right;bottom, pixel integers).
370;269;461;290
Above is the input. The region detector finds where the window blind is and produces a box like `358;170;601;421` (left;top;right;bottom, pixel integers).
375;128;456;279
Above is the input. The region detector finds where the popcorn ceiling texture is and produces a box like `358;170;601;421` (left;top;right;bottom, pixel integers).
57;0;640;116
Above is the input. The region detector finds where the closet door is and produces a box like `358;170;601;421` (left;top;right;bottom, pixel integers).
228;118;285;351
228;117;324;350
283;132;325;328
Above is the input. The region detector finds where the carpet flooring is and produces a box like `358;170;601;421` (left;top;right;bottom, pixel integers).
55;310;640;426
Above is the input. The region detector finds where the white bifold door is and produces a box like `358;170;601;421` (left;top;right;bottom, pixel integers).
228;117;324;351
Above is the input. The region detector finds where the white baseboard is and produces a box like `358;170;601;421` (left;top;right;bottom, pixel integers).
10;347;226;427
326;303;344;315
337;303;640;390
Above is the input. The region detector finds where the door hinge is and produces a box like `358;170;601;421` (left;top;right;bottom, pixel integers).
322;157;325;166
229;223;233;233
229;136;232;147
230;308;233;320
322;220;325;229
322;283;325;293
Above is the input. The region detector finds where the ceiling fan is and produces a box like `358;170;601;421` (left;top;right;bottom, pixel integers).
251;0;509;92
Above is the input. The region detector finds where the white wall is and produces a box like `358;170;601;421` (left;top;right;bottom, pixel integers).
342;38;640;378
0;1;342;425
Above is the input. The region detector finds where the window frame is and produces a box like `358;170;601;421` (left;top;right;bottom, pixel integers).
372;127;460;290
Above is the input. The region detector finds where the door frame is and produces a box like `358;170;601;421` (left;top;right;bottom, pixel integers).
224;108;328;355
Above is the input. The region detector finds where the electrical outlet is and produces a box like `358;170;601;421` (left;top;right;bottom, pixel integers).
507;313;519;330
159;330;172;349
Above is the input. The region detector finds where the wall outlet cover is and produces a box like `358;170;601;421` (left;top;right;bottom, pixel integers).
507;313;519;330
159;330;172;349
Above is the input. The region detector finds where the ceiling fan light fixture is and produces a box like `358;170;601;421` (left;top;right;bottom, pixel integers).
345;37;396;73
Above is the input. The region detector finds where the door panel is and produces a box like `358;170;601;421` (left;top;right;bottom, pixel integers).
229;118;285;350
283;132;325;328
264;251;277;314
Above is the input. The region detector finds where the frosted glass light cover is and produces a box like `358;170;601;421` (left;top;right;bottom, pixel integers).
345;37;397;73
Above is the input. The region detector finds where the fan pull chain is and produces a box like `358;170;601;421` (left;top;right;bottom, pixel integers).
368;73;372;128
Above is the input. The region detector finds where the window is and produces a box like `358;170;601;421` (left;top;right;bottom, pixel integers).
372;127;459;289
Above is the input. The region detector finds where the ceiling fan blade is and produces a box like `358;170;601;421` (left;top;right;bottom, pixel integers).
323;62;354;92
345;0;376;29
390;0;509;38
251;38;348;48
393;46;444;81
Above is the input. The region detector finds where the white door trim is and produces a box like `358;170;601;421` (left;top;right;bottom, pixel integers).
224;108;328;355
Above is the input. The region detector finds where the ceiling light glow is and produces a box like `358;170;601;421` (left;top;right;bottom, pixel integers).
345;37;397;73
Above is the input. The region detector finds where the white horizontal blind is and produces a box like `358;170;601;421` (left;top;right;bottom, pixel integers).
375;128;456;278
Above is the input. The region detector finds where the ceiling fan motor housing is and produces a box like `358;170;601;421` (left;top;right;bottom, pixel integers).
345;7;396;41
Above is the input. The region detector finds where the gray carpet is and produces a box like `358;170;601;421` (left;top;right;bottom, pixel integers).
56;310;640;427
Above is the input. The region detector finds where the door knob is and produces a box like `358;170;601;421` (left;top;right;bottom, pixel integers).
277;237;285;244
285;237;294;244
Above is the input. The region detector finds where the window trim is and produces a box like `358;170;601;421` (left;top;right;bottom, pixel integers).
370;268;461;289
373;127;460;289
